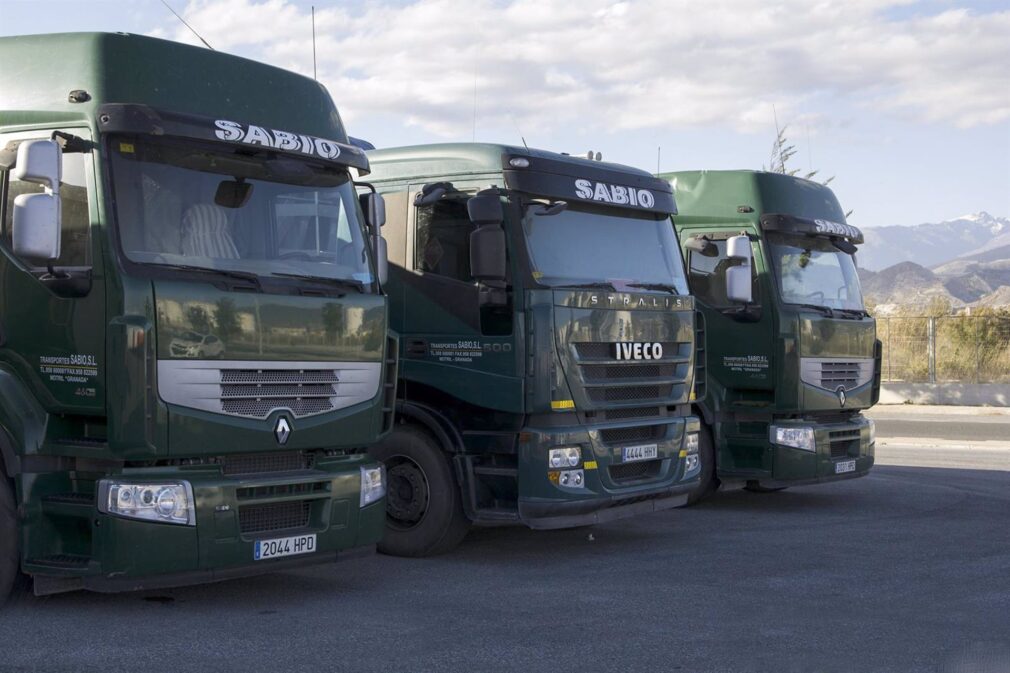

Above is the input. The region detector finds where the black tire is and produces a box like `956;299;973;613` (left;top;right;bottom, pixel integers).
744;481;788;493
682;422;718;506
1;471;28;606
369;424;470;557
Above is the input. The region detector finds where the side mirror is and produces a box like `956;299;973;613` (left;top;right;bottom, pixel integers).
13;139;62;262
470;224;506;282
467;189;504;227
363;192;386;230
725;234;752;304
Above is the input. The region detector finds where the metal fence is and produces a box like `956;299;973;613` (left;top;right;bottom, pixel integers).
879;315;1010;384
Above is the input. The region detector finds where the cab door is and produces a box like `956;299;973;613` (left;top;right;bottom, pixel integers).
0;128;106;419
680;228;775;473
397;181;521;417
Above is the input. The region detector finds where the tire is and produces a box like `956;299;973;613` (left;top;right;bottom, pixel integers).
744;482;788;493
369;424;470;557
1;471;28;606
682;422;718;506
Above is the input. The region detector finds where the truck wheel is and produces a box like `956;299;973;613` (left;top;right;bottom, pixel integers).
370;425;470;557
1;474;28;605
682;423;717;506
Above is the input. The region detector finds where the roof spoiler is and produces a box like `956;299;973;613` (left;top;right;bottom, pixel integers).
760;213;863;244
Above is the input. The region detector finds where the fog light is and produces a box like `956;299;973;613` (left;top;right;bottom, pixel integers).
684;432;700;454
557;469;585;488
685;455;700;472
549;447;581;468
360;464;386;507
770;425;816;452
99;481;195;526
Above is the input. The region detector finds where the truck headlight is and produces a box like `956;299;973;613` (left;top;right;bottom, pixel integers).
558;469;584;488
770;426;816;452
549;447;581;468
360;465;386;507
99;481;195;526
684;432;700;454
867;419;876;446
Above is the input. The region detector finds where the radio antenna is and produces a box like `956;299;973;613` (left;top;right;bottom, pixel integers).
657;146;661;173
312;6;317;80
160;0;214;50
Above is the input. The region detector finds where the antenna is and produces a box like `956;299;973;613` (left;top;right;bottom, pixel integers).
657;146;661;174
472;66;478;142
160;0;214;50
312;6;317;81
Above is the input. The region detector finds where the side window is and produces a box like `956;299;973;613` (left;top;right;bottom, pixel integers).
414;199;474;282
688;238;758;308
2;152;91;267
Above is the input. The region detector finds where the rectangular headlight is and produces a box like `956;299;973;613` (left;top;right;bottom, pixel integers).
770;426;816;452
548;447;581;468
360;464;386;507
98;481;195;526
684;432;700;454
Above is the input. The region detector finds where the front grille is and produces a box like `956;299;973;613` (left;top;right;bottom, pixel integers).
574;342;680;361
821;362;864;388
828;429;861;459
799;358;874;391
588;384;674;403
609;459;662;483
221;370;340;384
239;501;311;535
222;397;334;417
602;407;662;420
581;363;678;381
222;451;314;476
599;425;665;444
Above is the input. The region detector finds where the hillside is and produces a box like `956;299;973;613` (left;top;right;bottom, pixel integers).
858;212;1009;272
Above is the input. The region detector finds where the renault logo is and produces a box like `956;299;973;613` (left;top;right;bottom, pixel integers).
836;386;847;408
274;417;292;445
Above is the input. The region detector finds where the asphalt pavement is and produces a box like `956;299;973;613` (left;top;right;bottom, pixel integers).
3;459;1009;673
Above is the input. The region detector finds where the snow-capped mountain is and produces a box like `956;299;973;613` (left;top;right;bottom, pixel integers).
857;212;1010;272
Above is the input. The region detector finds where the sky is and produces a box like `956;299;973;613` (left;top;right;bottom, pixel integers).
1;0;1008;228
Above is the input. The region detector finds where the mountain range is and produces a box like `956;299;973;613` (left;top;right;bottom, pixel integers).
856;212;1010;311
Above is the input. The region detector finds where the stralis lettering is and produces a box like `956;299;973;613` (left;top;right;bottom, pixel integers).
214;120;342;160
587;294;688;309
615;342;664;361
574;179;656;208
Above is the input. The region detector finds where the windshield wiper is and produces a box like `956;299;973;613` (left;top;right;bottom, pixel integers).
155;264;261;288
626;282;680;294
560;281;619;291
269;272;368;293
791;303;836;318
835;307;871;319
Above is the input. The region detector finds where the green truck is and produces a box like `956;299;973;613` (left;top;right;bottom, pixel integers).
364;144;707;556
660;170;878;501
0;32;397;601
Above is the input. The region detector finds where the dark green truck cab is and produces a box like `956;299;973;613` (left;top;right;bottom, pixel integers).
0;33;396;600
365;144;702;556
660;170;878;499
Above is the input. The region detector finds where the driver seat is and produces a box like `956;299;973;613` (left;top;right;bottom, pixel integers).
181;204;240;259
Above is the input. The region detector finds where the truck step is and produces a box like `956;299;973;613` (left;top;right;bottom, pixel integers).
41;492;96;518
472;507;519;522
26;554;92;571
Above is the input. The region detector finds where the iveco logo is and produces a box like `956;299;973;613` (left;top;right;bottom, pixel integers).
836;386;847;407
274;417;292;445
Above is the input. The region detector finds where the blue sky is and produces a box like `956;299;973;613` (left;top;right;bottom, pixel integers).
1;0;1007;228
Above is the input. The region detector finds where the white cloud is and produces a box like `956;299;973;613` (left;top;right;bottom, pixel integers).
158;0;1010;137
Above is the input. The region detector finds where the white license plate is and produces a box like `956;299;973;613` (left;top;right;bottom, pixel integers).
835;459;856;474
622;443;658;463
254;534;317;561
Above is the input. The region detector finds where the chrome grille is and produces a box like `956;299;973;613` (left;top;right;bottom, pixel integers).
158;360;382;420
800;358;874;391
239;501;311;535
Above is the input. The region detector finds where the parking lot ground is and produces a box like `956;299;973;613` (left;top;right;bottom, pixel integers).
2;462;1010;673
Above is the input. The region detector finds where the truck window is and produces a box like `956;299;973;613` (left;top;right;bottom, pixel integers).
414;199;474;282
688;238;757;308
2;152;90;267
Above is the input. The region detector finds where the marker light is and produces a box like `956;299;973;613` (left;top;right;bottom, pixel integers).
549;447;581;468
770;425;816;452
360;465;386;507
99;481;195;526
508;157;530;168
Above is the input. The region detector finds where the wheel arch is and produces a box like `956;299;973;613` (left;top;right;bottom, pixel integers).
393;400;465;455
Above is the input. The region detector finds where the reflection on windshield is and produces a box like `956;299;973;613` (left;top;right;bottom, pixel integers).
770;233;864;311
110;136;373;286
522;204;689;294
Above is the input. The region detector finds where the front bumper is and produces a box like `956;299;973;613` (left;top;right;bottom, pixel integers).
767;414;875;484
515;414;701;528
26;453;385;594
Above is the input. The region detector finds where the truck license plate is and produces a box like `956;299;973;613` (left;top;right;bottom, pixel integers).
254;534;316;561
835;459;856;474
622;443;658;463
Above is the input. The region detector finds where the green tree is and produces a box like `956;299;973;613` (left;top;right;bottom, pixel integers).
214;298;242;344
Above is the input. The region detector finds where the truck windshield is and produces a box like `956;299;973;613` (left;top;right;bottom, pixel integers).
521;203;688;293
109;136;374;287
769;232;864;311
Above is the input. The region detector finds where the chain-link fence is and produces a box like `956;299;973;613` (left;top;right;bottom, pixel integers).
878;315;1010;383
